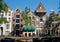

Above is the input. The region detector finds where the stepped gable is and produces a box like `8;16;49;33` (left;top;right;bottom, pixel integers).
36;2;46;13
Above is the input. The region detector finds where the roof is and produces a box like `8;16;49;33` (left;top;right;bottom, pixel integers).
15;8;21;13
8;7;12;10
35;2;46;12
57;12;60;16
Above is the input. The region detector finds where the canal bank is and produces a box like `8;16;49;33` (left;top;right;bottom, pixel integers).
0;37;33;42
1;36;60;42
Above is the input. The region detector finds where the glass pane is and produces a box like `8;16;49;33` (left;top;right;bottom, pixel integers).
16;15;20;18
16;19;20;23
16;24;19;29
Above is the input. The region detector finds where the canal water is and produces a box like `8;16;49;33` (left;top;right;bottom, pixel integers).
33;37;60;42
0;38;32;42
1;37;60;42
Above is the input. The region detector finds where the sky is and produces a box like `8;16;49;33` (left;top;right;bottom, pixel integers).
4;0;59;15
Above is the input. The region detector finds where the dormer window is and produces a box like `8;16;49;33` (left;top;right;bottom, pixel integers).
40;7;42;9
40;18;43;21
16;9;20;13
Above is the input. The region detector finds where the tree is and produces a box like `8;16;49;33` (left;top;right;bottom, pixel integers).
22;7;31;26
53;15;60;21
0;18;8;23
0;0;8;12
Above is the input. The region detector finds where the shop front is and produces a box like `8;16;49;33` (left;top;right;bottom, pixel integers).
23;26;36;37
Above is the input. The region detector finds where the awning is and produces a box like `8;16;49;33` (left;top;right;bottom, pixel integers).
23;26;27;31
23;26;36;31
27;26;31;31
31;26;35;31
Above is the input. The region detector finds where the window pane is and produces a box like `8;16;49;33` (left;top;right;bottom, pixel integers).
16;24;19;29
20;24;23;27
16;15;20;18
16;19;19;23
6;24;9;29
25;33;27;37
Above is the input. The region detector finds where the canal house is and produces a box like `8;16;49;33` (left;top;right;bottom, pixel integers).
12;8;24;36
0;8;13;36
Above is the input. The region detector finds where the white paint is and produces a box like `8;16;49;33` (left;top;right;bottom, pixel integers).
40;7;42;9
0;9;13;36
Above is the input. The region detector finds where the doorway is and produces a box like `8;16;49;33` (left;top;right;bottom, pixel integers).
0;27;3;36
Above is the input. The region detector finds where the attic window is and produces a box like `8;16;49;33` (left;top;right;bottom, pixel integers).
40;18;43;21
40;7;42;9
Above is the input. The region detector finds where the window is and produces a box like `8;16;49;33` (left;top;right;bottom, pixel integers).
13;24;14;26
52;24;54;27
5;31;10;34
40;7;42;9
9;18;10;21
13;19;15;21
32;16;35;20
8;11;11;13
29;16;31;19
25;33;27;37
16;24;19;29
20;24;23;27
5;13;7;16
36;18;39;21
36;25;39;27
16;15;20;18
29;33;31;36
36;30;38;36
33;33;35;36
40;23;44;27
16;19;19;23
21;19;23;21
1;14;3;17
6;24;9;29
36;22;40;27
40;18;43;21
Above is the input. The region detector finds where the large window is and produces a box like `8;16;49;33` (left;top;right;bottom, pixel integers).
40;18;43;21
13;19;15;21
52;24;54;27
33;33;35;36
32;16;35;20
5;13;7;16
40;23;44;27
6;24;9;29
16;19;20;23
9;18;10;21
25;33;27;37
20;24;23;27
5;31;10;35
29;33;31;36
16;15;20;18
36;22;40;27
36;30;38;36
16;24;19;29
